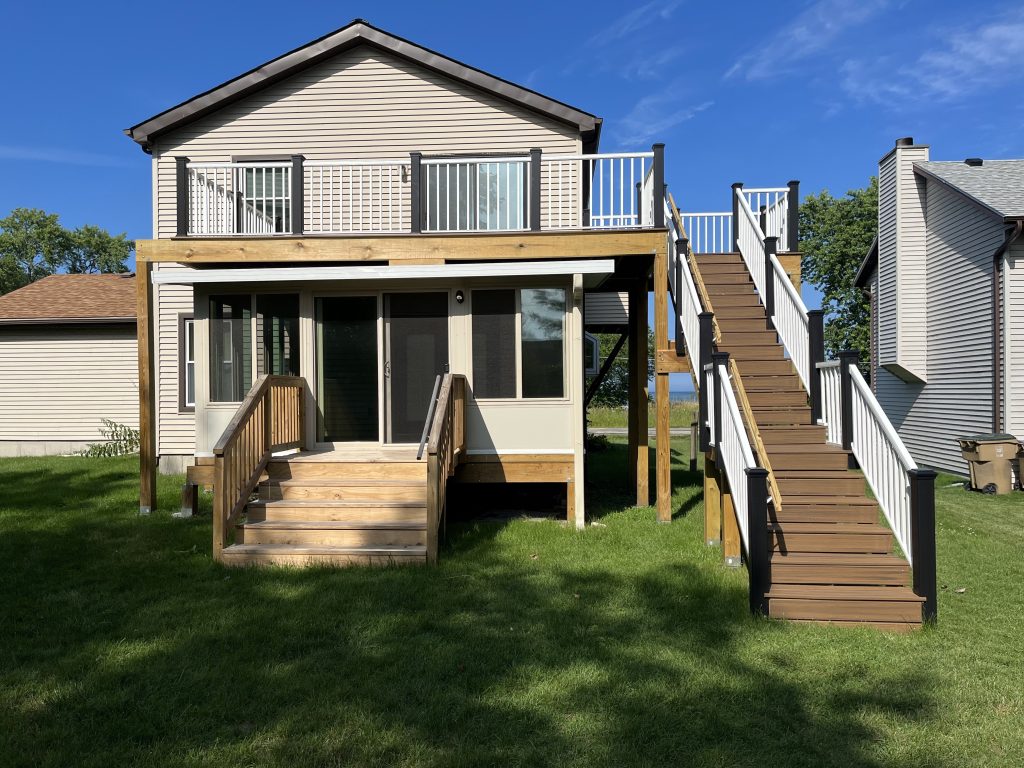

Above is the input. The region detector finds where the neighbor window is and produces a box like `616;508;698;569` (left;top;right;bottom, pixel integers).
471;287;566;399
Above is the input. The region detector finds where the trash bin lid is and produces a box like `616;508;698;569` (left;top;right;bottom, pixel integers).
955;434;1017;443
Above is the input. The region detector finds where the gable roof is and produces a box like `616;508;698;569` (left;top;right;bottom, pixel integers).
125;19;601;152
914;159;1024;220
0;274;136;325
854;235;878;290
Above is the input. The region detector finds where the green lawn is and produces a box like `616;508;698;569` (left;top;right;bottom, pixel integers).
1;443;1022;767
587;399;698;429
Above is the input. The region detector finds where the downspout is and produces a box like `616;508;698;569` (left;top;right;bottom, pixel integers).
992;220;1024;432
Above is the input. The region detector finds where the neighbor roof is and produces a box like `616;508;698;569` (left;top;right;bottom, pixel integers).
0;274;136;324
915;159;1024;219
854;235;878;290
125;19;601;152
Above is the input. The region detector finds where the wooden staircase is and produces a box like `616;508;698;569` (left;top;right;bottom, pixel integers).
696;252;924;629
221;451;430;567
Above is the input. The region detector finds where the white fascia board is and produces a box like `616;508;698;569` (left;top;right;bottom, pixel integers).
151;260;615;286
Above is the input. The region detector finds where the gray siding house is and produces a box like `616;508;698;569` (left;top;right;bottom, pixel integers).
856;138;1024;474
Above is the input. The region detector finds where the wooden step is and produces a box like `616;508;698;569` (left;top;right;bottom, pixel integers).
738;374;804;391
220;543;427;567
705;282;758;296
719;331;781;347
770;502;878;525
751;406;812;425
747;390;807;408
769;522;892;554
708;293;763;308
236;519;426;547
259;479;426;502
720;345;786;361
716;318;774;333
765;445;849;470
775;470;865;496
758;425;826;443
701;272;753;285
768;553;909;585
696;261;749;275
267;459;427;481
765;585;923;624
735;360;796;375
247;499;427;523
713;305;768;319
695;252;743;263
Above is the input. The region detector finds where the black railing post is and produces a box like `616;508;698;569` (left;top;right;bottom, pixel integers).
175;157;189;237
838;349;860;451
652;144;665;228
290;155;304;236
636;182;643;227
731;182;743;252
909;468;938;623
675;238;687;356
711;351;730;453
529;148;542;231
745;467;771;615
808;310;825;425
759;205;767;237
697;312;714;451
763;236;778;331
787;180;800;251
409;152;422;234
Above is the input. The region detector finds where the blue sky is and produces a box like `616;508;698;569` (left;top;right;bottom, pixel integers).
2;0;1022;388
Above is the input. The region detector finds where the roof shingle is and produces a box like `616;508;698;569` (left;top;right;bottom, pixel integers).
915;159;1024;218
0;273;136;323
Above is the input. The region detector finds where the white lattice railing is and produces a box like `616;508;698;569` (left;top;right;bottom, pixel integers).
541;151;654;230
305;159;407;233
679;212;732;254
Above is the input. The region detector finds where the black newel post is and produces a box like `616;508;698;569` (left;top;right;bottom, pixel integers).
652;143;665;228
759;205;767;237
787;180;800;252
409;152;422;234
675;238;687;357
764;236;778;331
529;148;542;231
838;350;860;451
175;156;190;237
808;310;825;425
909;468;938;623
291;155;305;236
636;182;643;227
731;182;743;252
711;351;730;453
745;467;770;615
697;313;715;451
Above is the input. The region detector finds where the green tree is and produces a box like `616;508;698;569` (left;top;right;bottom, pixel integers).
799;177;878;361
587;330;655;406
0;208;133;295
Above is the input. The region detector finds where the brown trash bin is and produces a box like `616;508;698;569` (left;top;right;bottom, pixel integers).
956;435;1019;494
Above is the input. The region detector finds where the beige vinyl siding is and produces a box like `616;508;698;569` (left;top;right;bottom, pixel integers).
152;47;580;237
877;151;898;365
155;265;195;455
875;179;1003;474
0;325;137;442
897;151;928;375
1006;243;1024;437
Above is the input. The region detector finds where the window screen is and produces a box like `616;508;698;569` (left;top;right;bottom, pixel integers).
472;289;516;398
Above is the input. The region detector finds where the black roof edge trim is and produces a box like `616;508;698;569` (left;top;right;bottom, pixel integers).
853;235;878;290
126;19;600;150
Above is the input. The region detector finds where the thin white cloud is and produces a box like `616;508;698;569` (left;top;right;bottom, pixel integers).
841;14;1024;106
621;44;686;81
616;92;713;146
0;145;132;168
588;0;684;48
725;0;891;81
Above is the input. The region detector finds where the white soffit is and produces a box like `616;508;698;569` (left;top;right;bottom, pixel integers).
150;259;616;287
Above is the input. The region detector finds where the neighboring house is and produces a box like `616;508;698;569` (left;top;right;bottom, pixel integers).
0;274;138;456
125;20;669;564
856;137;1024;474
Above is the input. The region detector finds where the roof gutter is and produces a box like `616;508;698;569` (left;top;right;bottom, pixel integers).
992;219;1024;431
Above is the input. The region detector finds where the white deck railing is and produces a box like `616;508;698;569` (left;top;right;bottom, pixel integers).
679;212;732;254
421;156;528;232
743;187;790;251
540;152;655;230
305;160;407;234
187;162;287;235
818;360;919;565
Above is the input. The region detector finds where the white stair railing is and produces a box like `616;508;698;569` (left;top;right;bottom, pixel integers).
743;187;790;251
666;199;704;367
818;361;843;445
769;253;811;389
735;187;769;298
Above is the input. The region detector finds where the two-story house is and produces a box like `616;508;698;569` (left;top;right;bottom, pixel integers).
126;20;673;565
855;137;1024;475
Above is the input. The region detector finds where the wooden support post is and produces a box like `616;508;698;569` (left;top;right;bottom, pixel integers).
627;276;649;506
137;261;157;515
703;453;722;546
571;274;586;529
689;421;698;473
722;474;741;567
654;240;672;523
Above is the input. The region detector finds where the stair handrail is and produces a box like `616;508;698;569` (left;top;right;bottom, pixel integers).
734;186;770;299
211;374;305;559
668;194;721;343
768;251;812;390
423;373;467;564
728;358;782;513
664;198;707;367
705;357;771;615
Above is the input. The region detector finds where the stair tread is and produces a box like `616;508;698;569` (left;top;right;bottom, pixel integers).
766;584;924;602
768;522;890;534
249;499;427;508
242;519;426;530
223;543;427;555
766;444;847;454
768;552;906;565
775;469;859;477
261;478;424;487
781;496;876;506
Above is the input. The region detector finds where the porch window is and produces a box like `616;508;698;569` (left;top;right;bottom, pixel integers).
425;160;525;231
209;295;252;402
256;294;300;377
181;317;195;410
471;287;566;399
